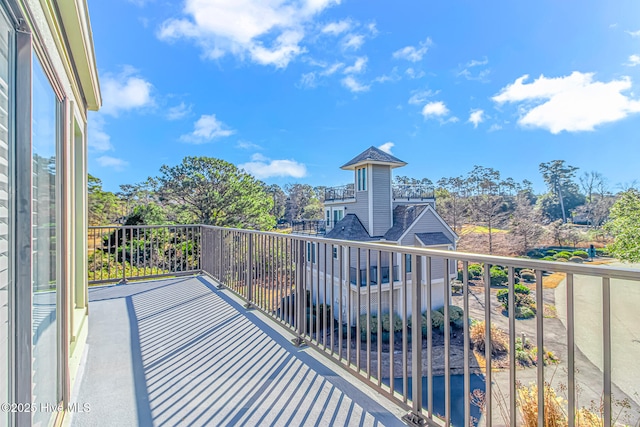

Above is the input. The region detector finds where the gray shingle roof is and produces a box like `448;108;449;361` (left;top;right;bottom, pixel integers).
341;146;407;169
415;232;453;246
325;214;377;241
383;205;428;241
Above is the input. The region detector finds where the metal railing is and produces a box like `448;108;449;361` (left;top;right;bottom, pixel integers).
392;184;436;200
88;224;640;427
290;219;342;235
88;225;200;284
324;185;355;201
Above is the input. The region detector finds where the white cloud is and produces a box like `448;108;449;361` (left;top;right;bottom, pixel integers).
87;115;113;152
422;101;449;118
405;68;425;79
493;71;640;133
408;89;438;105
488;123;502;132
96;156;129;171
392;37;432;62
342;33;364;50
378;142;394;154
180;114;236;143
373;68;401;84
343;56;367;74
626;29;640;37
101;67;153;116
627;54;640;66
299;72;317;88
320;62;344;75
157;0;340;68
236;140;262;150
341;76;370;92
457;57;490;82
166;102;192;120
239;157;307;179
468;109;484;128
322;20;351;35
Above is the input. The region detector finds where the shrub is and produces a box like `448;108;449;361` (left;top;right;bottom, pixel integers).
381;313;403;332
430;310;444;332
595;247;609;256
554;251;572;259
468;263;483;279
450;280;462;294
526;249;545;259
555;257;568;262
572;250;589;259
436;305;465;329
515;306;536;319
359;314;378;334
470;321;508;355
541;256;555;261
519;269;536;282
490;265;508;286
545;249;558;256
569;256;584;263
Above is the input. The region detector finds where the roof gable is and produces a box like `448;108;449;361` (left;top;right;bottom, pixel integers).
415;232;454;246
341;146;407;170
325;214;376;241
383;205;428;241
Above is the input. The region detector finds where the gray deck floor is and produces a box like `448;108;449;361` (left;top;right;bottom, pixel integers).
70;276;405;427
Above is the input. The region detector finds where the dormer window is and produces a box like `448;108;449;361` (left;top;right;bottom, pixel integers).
356;167;367;191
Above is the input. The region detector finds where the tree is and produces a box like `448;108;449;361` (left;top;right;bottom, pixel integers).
539;160;584;222
266;184;286;222
509;193;544;254
604;189;640;262
155;156;275;229
88;174;122;225
284;183;322;222
436;176;467;233
465;166;509;254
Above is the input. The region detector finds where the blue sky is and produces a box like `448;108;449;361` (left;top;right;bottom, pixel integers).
86;0;640;194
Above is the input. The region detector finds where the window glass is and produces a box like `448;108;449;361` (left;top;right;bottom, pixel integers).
32;54;59;426
0;9;11;427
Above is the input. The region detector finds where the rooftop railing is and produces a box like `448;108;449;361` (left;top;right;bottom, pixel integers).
392;184;436;200
88;224;640;427
324;184;355;201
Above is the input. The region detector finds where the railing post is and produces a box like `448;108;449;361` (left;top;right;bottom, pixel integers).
244;233;254;309
403;254;427;426
218;229;224;286
292;239;306;347
119;227;128;284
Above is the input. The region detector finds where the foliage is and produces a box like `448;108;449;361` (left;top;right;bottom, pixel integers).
605;189;640;262
284;183;324;222
381;313;403;332
489;265;508;286
568;256;583;263
155;156;275;229
538;160;584;223
436;305;465;329
124;203;168;225
470;321;508;355
359;314;379;334
88;174;122;225
517;382;567;427
497;285;535;318
429;310;444;332
554;251;572;259
468;263;483;278
519;269;536;282
572;250;589;258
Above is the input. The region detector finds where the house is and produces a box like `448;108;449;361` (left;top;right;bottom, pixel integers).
300;146;458;324
0;0;101;425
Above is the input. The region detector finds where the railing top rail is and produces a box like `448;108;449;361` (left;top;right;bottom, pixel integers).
88;224;197;230
93;223;640;282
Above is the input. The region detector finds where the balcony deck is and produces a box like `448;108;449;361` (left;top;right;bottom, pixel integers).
69;276;406;427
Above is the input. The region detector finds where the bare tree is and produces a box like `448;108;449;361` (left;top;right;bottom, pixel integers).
509;194;544;254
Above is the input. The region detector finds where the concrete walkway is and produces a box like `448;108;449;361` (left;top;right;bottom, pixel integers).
555;261;640;407
69;276;406;427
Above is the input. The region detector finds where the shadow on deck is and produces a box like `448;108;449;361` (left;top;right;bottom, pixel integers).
70;276;405;427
